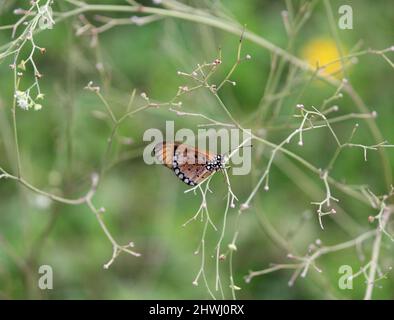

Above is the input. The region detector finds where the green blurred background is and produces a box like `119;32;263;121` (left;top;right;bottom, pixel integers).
0;0;393;299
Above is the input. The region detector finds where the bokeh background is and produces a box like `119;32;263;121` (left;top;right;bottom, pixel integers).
0;0;393;299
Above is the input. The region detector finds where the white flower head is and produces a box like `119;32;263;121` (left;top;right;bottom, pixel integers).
15;90;29;110
34;104;42;111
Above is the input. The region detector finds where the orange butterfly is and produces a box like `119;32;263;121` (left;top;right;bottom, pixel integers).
154;142;224;186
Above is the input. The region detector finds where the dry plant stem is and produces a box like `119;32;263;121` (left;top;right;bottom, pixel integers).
243;103;391;220
245;229;377;284
364;209;392;300
86;77;239;270
210;93;369;208
95;91;117;123
183;178;216;230
12;78;22;178
229;231;239;300
81;87;202;264
99;101;153;175
90;80;199;175
274;154;365;236
193;232;216;299
241;125;323;210
184;177;220;299
216;30;244;91
251;198;344;296
0;167;141;266
348;262;372;282
182;137;244;299
311;170;339;229
265;112;378;131
213;165;242;298
86;198;140;269
0;167;89;204
169;107;234;128
214;195;230;297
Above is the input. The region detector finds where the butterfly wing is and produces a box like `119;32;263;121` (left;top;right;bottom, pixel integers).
153;142;178;168
173;144;218;185
177;163;215;185
154;142;217;186
173;143;215;165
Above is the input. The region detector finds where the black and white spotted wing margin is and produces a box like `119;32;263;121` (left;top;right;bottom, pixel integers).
153;142;224;186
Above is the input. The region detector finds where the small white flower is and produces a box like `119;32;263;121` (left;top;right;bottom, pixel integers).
15;90;29;110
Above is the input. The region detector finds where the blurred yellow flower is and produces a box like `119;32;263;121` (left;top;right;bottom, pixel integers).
301;38;344;76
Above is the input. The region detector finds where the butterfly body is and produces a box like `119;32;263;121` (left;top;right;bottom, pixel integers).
154;142;224;186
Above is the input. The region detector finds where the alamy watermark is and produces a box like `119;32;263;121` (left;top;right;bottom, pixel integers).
338;265;353;290
338;5;353;30
143;121;252;175
38;265;53;290
38;3;55;30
